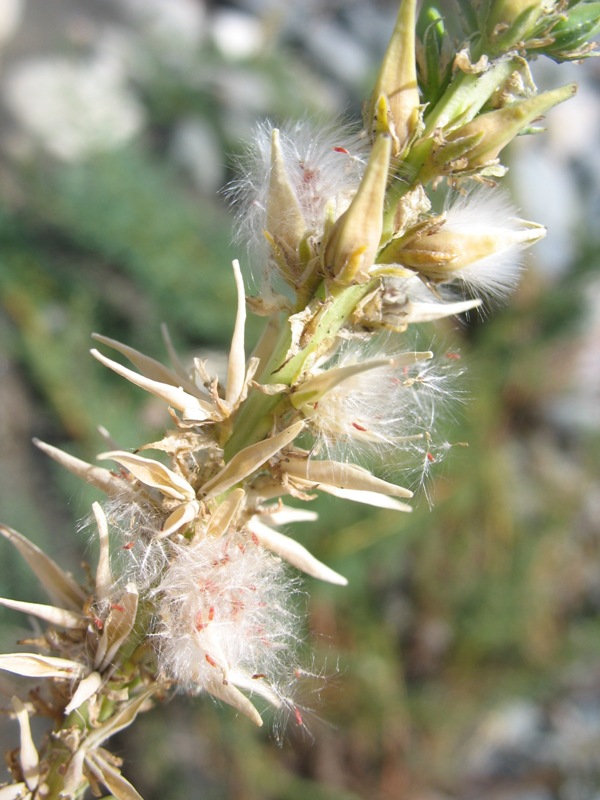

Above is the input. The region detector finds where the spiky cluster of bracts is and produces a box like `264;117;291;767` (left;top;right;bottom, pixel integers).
1;0;597;798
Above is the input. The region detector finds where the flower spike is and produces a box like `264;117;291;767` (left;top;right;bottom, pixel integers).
0;1;590;792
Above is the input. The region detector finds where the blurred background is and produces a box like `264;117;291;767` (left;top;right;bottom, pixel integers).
1;1;599;798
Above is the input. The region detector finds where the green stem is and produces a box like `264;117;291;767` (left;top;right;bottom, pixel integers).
223;280;375;458
383;54;524;234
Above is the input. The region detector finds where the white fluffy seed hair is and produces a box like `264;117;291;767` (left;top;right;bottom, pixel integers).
227;118;368;284
93;496;171;592
306;335;463;478
442;189;529;302
153;531;302;702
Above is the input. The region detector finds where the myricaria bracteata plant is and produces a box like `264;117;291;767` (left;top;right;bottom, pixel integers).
1;1;599;798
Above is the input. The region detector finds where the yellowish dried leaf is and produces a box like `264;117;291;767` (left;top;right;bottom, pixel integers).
33;439;124;498
0;654;85;680
0;597;86;630
97;451;195;502
85;752;144;800
93;503;113;602
202;420;304;499
225;260;247;410
65;671;103;716
0;525;85;612
248;518;347;585
94;585;138;671
10;698;39;792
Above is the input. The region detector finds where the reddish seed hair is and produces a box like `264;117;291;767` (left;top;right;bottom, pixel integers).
352;421;367;431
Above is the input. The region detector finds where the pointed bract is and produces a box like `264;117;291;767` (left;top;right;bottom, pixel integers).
85;752;145;800
94;584;139;671
283;458;413;499
248;518;347;585
98;451;196;502
0;654;85;680
226;260;248;410
367;0;420;152
325;134;392;284
0;598;86;630
64;671;103;716
93;502;113;602
33;438;123;498
91;349;215;420
11;698;39;792
0;524;86;612
202;421;304;499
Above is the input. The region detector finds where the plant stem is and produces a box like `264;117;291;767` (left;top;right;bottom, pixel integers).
223;280;375;458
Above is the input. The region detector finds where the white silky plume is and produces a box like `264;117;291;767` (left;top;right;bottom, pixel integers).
97;498;171;593
153;530;302;707
440;190;539;301
303;338;461;478
229;119;367;285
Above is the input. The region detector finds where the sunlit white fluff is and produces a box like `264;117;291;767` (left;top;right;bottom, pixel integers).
153;529;302;714
228;119;367;288
98;498;171;593
299;337;461;480
439;190;545;301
